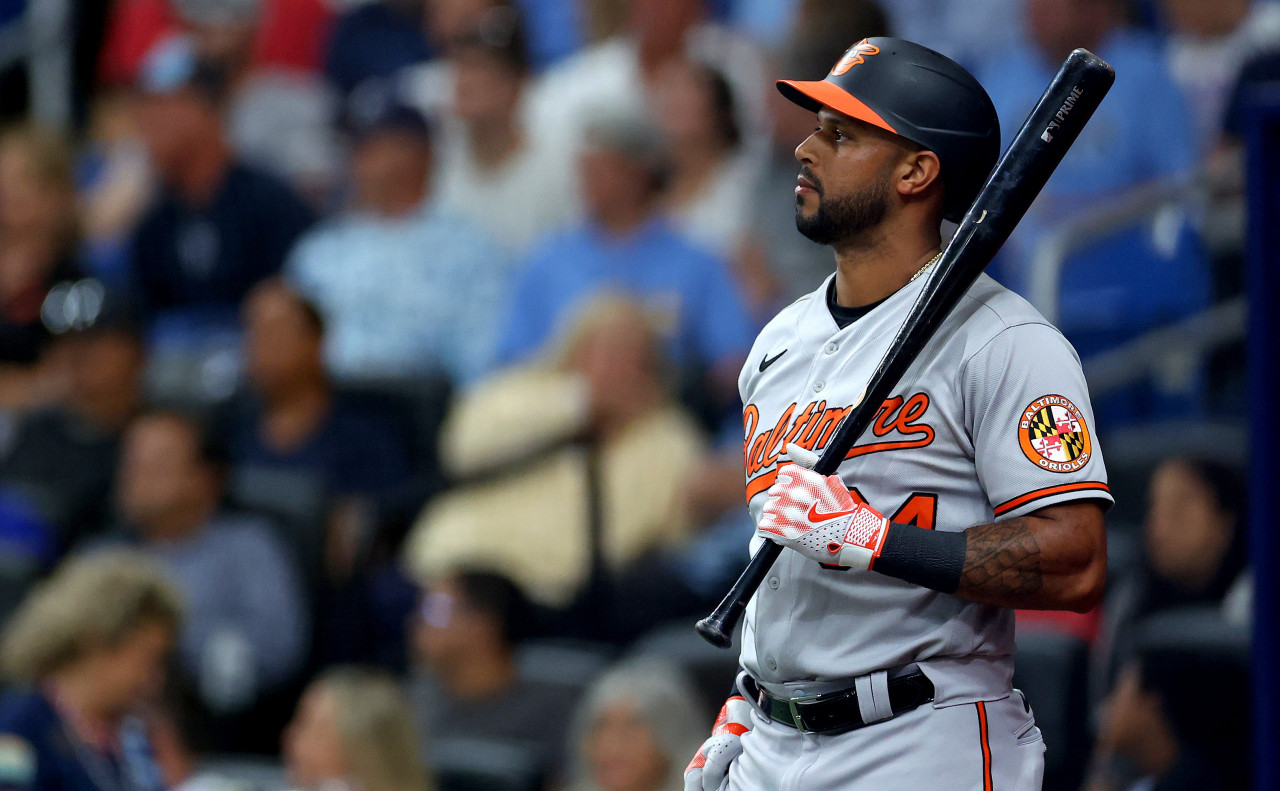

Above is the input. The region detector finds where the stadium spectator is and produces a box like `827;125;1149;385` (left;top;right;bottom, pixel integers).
110;411;309;734
493;111;754;405
222;278;412;505
434;8;581;255
1160;0;1280;151
652;57;763;264
169;0;341;199
564;658;708;791
283;667;434;791
407;571;579;785
0;551;181;791
285;98;508;386
1093;458;1249;693
0;125;82;410
128;36;315;343
524;0;770;158
0;283;145;559
407;295;708;613
219;277;420;669
980;0;1197;207
1084;640;1251;791
383;0;511;124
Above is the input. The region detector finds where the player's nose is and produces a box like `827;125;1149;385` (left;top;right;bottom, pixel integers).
794;131;819;166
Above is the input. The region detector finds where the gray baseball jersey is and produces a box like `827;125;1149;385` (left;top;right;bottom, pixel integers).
738;271;1112;699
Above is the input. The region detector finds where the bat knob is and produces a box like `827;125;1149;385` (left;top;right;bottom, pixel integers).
695;616;734;649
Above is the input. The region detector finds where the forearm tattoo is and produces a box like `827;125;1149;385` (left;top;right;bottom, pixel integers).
960;518;1043;600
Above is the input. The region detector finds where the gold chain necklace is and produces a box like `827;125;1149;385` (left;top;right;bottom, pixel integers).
910;252;944;283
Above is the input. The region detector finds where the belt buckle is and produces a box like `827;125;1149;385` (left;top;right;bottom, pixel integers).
785;692;823;735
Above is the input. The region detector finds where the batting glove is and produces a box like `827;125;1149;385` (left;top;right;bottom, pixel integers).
685;695;752;791
755;443;890;569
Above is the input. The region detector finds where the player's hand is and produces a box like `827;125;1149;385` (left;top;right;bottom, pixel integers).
755;443;890;569
685;695;751;791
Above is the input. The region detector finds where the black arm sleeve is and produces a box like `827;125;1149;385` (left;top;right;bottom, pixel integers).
872;523;967;594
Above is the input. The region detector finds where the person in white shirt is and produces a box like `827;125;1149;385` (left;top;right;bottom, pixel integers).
433;8;581;255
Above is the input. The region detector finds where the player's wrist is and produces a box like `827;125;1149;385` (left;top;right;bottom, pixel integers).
871;523;967;593
833;508;891;568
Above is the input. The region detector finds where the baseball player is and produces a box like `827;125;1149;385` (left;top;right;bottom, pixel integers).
685;38;1111;791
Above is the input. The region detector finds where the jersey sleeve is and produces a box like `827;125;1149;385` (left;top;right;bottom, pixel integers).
961;322;1113;519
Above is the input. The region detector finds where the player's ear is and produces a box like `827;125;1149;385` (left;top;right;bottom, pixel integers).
895;148;943;200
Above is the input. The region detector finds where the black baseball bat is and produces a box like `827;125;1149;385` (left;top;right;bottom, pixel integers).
696;48;1116;648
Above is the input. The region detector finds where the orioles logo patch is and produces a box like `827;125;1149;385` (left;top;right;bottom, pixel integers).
830;39;880;76
1019;394;1092;473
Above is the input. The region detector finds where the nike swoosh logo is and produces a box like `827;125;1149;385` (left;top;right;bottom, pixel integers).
808;503;856;522
759;349;787;372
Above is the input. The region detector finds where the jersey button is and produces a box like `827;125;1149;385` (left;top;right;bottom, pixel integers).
766;658;778;672
813;380;825;392
768;576;780;590
824;342;839;354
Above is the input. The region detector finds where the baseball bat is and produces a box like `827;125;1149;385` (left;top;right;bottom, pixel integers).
696;48;1116;648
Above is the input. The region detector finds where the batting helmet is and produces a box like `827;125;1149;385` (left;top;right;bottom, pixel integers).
777;37;1001;223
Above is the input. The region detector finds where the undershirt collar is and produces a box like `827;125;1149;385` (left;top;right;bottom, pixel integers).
826;278;889;330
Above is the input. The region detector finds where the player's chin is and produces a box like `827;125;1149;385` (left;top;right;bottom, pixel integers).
794;195;819;222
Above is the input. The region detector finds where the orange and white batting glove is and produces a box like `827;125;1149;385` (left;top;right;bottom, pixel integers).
755;443;890;569
684;695;752;791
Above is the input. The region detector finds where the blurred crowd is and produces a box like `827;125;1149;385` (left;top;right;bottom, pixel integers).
0;0;1262;790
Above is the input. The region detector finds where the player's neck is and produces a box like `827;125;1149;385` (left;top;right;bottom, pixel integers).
831;229;942;308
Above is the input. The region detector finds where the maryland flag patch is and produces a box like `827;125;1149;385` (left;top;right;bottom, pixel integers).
1019;395;1092;473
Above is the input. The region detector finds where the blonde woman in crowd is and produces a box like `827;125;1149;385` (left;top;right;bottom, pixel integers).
566;658;709;791
0;551;183;791
283;666;434;791
406;293;709;613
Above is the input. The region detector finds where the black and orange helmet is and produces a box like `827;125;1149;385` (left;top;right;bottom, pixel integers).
778;37;1002;222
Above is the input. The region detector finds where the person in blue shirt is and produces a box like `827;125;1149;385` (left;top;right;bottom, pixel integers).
495;111;756;422
980;0;1198;202
0;552;182;791
977;0;1209;425
286;99;508;387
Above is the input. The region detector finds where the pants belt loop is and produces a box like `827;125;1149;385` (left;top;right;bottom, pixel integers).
736;671;772;724
854;670;894;724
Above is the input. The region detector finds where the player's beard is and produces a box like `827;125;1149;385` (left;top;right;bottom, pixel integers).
795;170;892;246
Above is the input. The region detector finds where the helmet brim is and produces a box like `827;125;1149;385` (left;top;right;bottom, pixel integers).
776;79;899;136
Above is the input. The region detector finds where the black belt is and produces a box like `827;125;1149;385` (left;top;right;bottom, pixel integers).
742;670;935;735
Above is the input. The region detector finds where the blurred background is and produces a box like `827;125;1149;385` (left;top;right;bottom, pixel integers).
0;0;1270;790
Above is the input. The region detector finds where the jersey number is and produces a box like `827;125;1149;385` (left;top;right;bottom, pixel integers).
848;488;938;530
819;490;939;570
